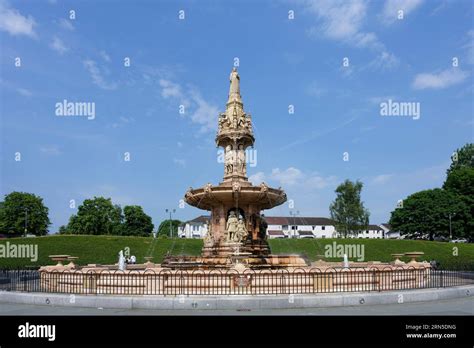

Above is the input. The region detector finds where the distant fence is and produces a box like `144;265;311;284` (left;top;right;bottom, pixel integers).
0;267;473;296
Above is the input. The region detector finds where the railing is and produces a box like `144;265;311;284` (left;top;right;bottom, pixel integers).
0;267;473;296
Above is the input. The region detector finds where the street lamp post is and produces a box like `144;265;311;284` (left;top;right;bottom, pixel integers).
289;210;300;239
448;213;456;240
165;209;176;238
23;207;29;237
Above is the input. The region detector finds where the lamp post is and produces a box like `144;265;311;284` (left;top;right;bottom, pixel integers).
448;212;456;240
24;207;29;237
165;209;176;238
289;210;300;239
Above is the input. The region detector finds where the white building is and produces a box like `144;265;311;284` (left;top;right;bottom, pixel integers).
381;223;401;239
351;225;384;239
178;215;209;238
178;215;386;239
266;217;337;239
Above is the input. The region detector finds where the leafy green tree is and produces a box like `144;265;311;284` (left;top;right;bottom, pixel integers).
389;189;469;240
0;192;51;236
65;197;123;235
443;167;474;238
447;143;474;175
120;205;154;237
329;180;370;237
157;219;182;238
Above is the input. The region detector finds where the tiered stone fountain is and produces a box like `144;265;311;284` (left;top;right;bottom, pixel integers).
163;67;307;269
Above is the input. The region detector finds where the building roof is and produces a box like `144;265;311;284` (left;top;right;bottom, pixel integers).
265;216;335;226
267;230;285;236
381;223;391;229
186;215;210;224
367;224;383;230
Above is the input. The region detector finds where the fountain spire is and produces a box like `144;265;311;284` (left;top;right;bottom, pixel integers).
217;68;255;183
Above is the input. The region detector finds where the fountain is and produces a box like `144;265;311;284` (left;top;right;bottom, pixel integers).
37;69;432;296
162;67;307;269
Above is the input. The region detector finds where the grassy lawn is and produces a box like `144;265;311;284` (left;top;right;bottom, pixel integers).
268;238;474;269
0;235;472;269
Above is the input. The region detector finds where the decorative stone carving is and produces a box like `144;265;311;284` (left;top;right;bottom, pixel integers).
229;67;240;99
204;183;212;194
225;145;234;174
233;217;248;243
260;182;268;193
204;222;214;247
225;211;239;242
232;182;241;192
237;144;246;175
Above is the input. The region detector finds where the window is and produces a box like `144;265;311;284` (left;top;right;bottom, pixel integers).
312;226;315;230
193;225;199;232
282;225;288;231
366;230;369;234
322;226;326;230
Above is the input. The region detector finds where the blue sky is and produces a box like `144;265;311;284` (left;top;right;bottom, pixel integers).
1;0;473;233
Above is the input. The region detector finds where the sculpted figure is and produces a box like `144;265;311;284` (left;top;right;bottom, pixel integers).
226;211;238;242
237;144;246;175
229;67;240;97
204;183;212;194
204;222;214;247
225;145;234;174
234;217;248;242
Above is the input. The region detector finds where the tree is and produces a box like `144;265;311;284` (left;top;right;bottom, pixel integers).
64;197;123;235
329;180;370;237
0;192;51;236
443;167;474;238
120;205;154;237
157;219;182;238
389;189;469;240
447;143;474;175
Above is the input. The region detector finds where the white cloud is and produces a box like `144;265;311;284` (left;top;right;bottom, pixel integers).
305;0;368;41
83;59;118;90
306;82;326;98
40;145;61;156
303;0;399;72
0;1;36;37
248;172;266;185
269;167;337;189
50;36;68;54
159;79;186;100
110;116;134;129
99;50;111;62
58;18;74;31
173;158;186;167
158;78;218;133
188;89;219;133
366;51;400;70
381;0;424;25
463;30;474;65
412;68;469;90
371;174;393;185
271;167;303;186
16;87;32;97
